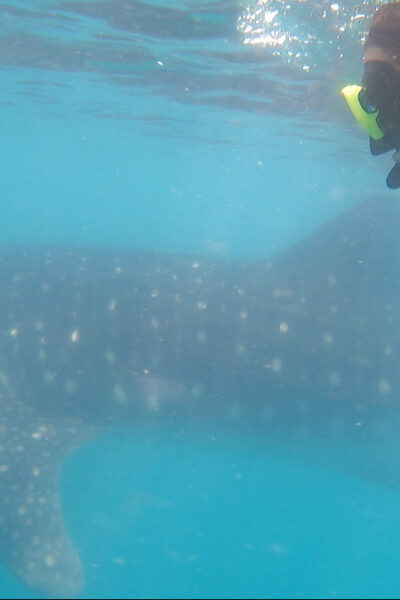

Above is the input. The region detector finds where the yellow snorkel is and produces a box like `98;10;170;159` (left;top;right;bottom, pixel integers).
341;84;385;140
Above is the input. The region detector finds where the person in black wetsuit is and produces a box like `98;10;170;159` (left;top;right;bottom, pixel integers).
343;3;400;189
364;2;400;188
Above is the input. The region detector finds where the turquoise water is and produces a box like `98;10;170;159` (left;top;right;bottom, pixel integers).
61;432;400;599
1;1;400;598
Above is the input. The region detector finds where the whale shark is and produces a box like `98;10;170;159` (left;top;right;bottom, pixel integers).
0;196;399;597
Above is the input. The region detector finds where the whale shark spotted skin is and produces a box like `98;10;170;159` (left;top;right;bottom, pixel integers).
0;197;399;596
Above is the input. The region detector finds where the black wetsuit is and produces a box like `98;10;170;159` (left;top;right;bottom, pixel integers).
370;135;400;189
363;61;400;188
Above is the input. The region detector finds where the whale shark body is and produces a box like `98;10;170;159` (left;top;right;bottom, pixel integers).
0;197;399;596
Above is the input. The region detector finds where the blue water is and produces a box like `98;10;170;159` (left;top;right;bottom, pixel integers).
60;433;400;599
1;0;400;598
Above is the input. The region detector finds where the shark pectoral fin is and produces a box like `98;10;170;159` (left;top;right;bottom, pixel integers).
0;401;94;598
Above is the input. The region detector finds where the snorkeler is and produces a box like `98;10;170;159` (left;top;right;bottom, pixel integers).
342;2;400;189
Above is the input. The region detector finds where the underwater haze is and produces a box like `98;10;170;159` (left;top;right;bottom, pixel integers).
1;1;400;599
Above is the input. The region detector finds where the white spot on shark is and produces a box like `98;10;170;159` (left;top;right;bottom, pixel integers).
151;317;160;330
266;358;282;373
37;350;47;362
0;371;11;392
329;372;342;388
45;555;56;568
196;331;206;343
146;393;160;412
105;351;115;364
236;342;246;356
70;330;79;343
113;384;127;404
44;371;55;384
378;378;392;395
191;383;204;398
64;379;78;394
327;274;337;286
